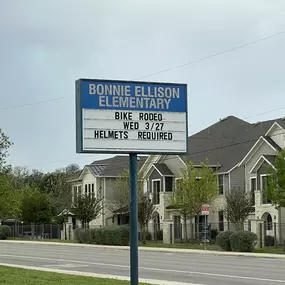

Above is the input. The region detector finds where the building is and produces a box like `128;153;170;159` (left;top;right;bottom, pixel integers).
139;116;285;242
69;155;147;228
69;115;285;243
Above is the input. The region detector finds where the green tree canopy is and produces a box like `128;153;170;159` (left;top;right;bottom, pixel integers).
72;193;103;228
223;187;253;230
20;185;52;224
268;149;285;207
0;128;13;173
0;174;21;220
171;160;218;240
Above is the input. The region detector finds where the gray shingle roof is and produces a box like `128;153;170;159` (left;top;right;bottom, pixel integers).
98;155;147;177
180;116;284;172
153;163;174;176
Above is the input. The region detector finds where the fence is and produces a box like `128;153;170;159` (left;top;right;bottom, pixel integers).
164;221;285;246
5;223;62;239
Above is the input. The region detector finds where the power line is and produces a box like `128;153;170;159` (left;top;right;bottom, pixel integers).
0;97;65;111
133;30;285;80
1;30;285;111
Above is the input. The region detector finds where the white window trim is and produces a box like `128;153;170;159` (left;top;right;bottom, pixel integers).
152;179;161;206
250;176;257;192
260;174;270;205
218;174;224;195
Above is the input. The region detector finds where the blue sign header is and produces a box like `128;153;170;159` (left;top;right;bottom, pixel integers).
76;79;187;113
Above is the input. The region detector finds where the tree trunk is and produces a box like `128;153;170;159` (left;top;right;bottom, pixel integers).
190;219;193;240
142;226;146;245
196;214;200;241
183;213;188;242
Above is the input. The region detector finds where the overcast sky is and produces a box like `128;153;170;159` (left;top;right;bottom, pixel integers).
1;0;285;173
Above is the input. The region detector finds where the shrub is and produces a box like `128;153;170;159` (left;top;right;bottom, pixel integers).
74;228;91;243
210;229;219;242
230;231;257;252
145;231;152;241
216;231;233;251
91;225;130;246
0;225;11;240
265;235;275;247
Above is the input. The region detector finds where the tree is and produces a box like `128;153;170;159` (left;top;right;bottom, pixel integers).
0;173;21;220
111;170;130;215
0;128;13;173
72;193;103;228
66;163;80;173
20;185;52;224
113;170;154;243
268;149;285;207
223;187;253;230
171;160;218;240
43;169;73;219
138;190;155;244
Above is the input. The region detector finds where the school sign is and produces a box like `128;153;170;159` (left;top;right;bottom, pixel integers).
75;79;188;154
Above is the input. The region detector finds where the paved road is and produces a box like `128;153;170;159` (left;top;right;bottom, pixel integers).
0;243;284;285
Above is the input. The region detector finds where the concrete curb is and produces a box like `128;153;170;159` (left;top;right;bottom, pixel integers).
2;240;285;259
0;263;201;285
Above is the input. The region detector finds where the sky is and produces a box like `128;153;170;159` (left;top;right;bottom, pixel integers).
1;0;285;173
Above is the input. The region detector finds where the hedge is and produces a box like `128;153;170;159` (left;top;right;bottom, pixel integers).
230;231;257;252
216;231;233;251
74;228;92;243
74;225;130;246
0;225;11;240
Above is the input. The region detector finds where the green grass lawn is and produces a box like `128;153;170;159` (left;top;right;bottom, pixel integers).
139;241;221;251
0;266;150;285
254;246;285;254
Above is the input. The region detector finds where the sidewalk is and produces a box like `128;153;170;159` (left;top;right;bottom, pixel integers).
1;240;285;259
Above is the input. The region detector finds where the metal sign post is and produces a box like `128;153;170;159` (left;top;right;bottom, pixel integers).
129;153;138;284
201;204;209;250
75;78;188;285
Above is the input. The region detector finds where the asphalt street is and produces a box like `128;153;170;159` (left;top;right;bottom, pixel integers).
0;242;284;285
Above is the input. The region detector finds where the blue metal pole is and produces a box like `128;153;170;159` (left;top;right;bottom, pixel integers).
129;153;138;285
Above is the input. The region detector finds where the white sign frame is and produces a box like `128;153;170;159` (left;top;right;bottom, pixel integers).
75;79;188;154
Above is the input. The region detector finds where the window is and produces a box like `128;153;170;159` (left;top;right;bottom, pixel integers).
267;214;273;230
152;180;161;204
218;211;224;231
85;184;88;194
250;178;256;206
91;183;95;195
165;177;173;192
88;184;91;195
218;174;224;195
261;175;271;204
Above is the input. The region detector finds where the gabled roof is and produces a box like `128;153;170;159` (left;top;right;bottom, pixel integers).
263;155;277;166
249;155;276;173
238;136;278;167
153;163;174;176
180;116;284;172
264;136;282;151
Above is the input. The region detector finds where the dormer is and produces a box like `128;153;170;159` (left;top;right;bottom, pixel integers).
265;121;285;149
